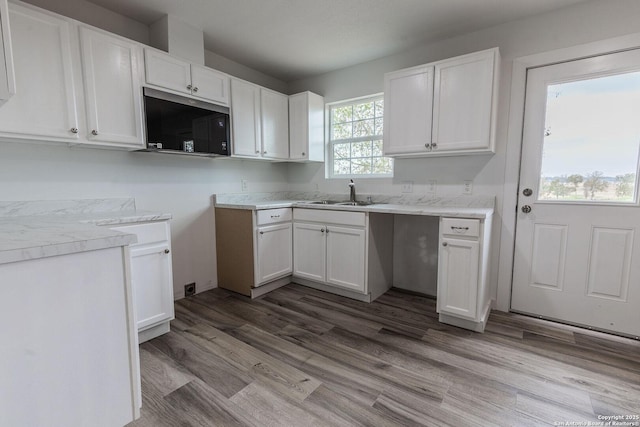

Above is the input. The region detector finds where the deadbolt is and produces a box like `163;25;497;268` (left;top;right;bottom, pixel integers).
522;188;533;197
521;205;532;213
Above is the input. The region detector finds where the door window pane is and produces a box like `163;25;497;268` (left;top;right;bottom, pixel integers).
539;71;640;202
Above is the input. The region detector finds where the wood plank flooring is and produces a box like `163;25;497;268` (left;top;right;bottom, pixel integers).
128;284;640;427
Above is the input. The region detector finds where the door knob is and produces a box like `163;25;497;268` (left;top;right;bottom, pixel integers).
522;188;533;197
521;205;532;213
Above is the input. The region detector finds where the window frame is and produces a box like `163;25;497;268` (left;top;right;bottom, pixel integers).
325;93;393;179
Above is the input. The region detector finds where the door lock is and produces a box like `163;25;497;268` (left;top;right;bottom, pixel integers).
521;205;532;213
522;188;533;197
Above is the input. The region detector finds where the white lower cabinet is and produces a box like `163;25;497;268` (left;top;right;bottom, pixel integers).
110;221;174;343
437;216;492;332
293;209;367;295
256;222;293;285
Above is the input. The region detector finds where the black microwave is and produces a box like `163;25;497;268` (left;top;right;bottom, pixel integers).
142;87;231;157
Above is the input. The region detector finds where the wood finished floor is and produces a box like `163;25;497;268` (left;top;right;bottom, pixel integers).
128;284;640;427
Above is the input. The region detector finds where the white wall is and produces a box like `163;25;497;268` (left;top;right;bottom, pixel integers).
0;142;289;298
287;0;640;306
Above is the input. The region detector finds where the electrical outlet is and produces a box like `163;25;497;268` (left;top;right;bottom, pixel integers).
463;180;473;195
427;179;437;194
401;181;414;193
184;282;196;297
241;179;248;192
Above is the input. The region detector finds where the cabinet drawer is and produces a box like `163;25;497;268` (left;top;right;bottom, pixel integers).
256;208;292;226
441;218;480;238
111;221;170;246
293;208;366;227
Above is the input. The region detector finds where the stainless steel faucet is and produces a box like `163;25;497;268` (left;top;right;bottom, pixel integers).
349;179;356;202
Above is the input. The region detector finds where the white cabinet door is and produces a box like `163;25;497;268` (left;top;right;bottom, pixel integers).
144;48;191;96
0;0;15;103
191;64;229;105
260;88;289;160
432;49;496;152
289;91;324;162
129;242;174;331
326;225;366;293
438;237;479;320
0;4;79;141
256;222;292;285
383;65;434;155
293;222;326;282
79;27;144;148
231;78;261;157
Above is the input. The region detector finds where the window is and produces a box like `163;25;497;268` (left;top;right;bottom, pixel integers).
328;95;393;178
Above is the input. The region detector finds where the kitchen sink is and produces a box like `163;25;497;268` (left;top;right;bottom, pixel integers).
336;201;375;206
304;200;343;205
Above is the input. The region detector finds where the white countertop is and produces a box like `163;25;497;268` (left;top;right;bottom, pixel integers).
0;199;172;265
215;200;494;219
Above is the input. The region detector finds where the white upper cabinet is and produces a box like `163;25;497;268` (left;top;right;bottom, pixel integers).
260;87;289;160
433;49;497;152
289;91;324;162
230;77;289;161
144;48;229;106
230;78;261;157
383;65;434;155
383;48;499;157
0;2;146;149
79;26;144;148
0;3;80;142
0;0;15;103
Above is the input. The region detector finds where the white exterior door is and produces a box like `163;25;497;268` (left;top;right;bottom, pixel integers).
511;50;640;337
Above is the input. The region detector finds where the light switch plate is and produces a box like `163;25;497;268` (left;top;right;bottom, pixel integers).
463;180;473;195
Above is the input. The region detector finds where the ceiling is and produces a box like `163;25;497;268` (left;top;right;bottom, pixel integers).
85;0;589;82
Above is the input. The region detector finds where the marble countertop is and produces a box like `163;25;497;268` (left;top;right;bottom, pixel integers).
0;199;172;265
214;193;494;219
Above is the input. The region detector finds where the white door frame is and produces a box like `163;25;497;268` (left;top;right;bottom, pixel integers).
496;32;640;312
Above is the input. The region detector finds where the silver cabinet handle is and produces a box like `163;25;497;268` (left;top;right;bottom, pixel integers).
193;87;198;92
70;127;78;134
164;249;170;254
187;84;192;90
442;242;448;247
451;226;469;231
91;130;98;136
270;215;280;218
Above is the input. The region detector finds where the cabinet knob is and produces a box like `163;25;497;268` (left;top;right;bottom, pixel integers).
302;152;306;156
91;130;98;136
259;231;264;235
256;150;260;154
431;142;437;149
193;87;198;92
187;84;192;90
164;249;170;254
424;143;430;150
263;151;267;154
442;242;448;247
70;127;78;134
320;228;325;233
